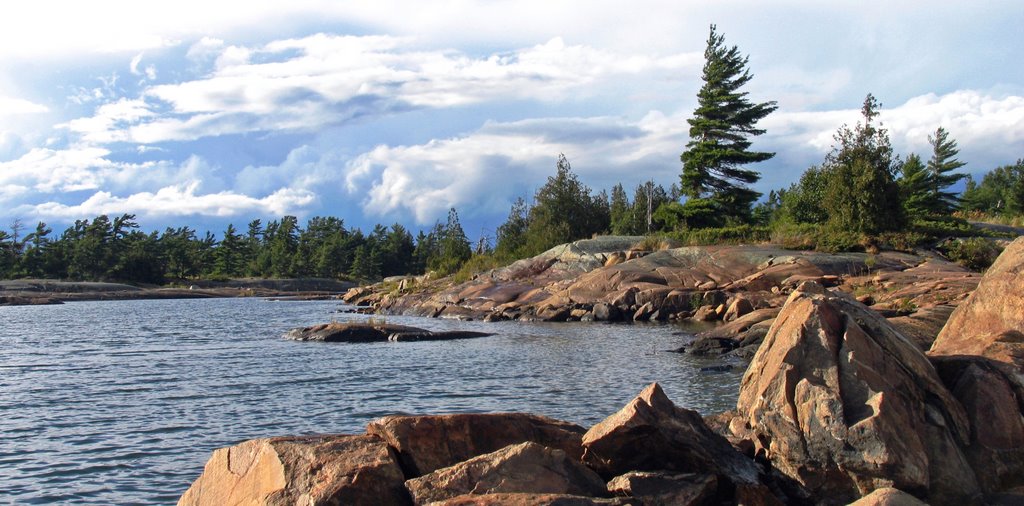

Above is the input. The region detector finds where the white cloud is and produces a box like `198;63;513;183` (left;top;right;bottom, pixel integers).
0;95;49;115
27;182;316;220
62;34;697;144
762;90;1024;176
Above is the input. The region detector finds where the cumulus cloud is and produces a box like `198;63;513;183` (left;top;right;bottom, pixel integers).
341;113;689;224
61;34;697;144
26;182;316;220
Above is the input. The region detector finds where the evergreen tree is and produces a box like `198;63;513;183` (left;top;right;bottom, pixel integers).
523;154;606;254
215;224;245;277
680;24;777;222
21;222;52;278
495;197;530;258
821;94;904;234
926;127;967;215
961;160;1024;215
608;184;632;235
430;208;471;274
898;154;932;221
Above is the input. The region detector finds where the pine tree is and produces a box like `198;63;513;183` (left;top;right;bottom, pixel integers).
898;154;931;220
495;197;530;258
926;127;967;215
680;24;777;222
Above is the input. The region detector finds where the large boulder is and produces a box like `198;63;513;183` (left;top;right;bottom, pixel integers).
367;413;586;477
930;235;1024;371
580;383;771;501
404;442;607;505
734;282;981;504
930;355;1024;495
927;237;1024;497
177;434;408;506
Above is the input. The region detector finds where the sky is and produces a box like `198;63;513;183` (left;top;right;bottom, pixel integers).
2;1;1023;239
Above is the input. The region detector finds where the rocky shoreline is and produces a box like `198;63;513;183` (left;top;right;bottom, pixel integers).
0;278;355;306
344;237;985;357
177;237;1024;505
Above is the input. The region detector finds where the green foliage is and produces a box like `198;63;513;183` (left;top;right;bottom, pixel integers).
450;253;506;284
943;237;1004;271
898;154;932;221
961;159;1024;216
495;197;529;259
426;208;472;276
680;24;777;222
777;166;830;225
503;154;610;258
667;224;770;246
820;95;905;235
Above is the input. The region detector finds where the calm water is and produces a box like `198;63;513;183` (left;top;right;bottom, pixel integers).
0;297;743;504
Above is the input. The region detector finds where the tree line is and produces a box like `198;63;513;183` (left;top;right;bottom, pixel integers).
0;210;473;284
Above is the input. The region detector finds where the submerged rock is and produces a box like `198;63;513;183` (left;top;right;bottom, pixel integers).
284;322;492;343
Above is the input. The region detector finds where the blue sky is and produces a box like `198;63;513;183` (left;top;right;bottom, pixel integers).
2;1;1023;238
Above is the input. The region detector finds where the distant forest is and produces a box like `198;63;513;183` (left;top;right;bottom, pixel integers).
3;27;1023;285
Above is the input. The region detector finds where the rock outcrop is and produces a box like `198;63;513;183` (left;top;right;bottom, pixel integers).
404;442;607;504
930;236;1024;370
733;282;981;504
606;471;717;506
177;434;408;506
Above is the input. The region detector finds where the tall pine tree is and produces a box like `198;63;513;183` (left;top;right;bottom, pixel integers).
680;24;777;222
926;126;967;215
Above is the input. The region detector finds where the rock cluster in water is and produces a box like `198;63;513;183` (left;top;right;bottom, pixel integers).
179;237;1024;505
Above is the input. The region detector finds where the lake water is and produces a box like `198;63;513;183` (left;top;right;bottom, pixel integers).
0;297;743;504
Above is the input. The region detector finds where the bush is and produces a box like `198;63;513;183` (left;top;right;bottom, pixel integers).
943;237;1003;271
450;254;507;284
668;225;771;246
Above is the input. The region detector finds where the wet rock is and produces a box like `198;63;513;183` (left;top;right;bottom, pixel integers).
592;302;621;322
581;383;767;498
284;322;425;342
606;471;716;506
366;413;585;477
177;434;407;506
734;282;980;504
404;442;606;505
686;337;737;356
387;331;493;342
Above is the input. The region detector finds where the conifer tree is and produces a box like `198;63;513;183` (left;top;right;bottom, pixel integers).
680;24;777;222
898;153;931;220
926;127;967;215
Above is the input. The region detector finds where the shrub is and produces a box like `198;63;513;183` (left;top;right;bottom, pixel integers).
943;237;1003;271
669;225;771;246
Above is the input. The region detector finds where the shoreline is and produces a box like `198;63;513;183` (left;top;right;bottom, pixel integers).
0;278;355;306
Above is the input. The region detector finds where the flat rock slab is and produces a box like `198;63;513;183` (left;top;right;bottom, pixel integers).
404;442;607;505
284;322;492;343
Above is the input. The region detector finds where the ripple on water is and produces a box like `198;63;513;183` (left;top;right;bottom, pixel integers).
0;297;742;504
